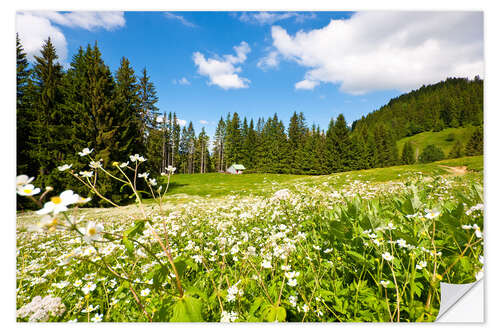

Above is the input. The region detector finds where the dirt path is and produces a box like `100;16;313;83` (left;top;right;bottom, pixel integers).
438;165;468;176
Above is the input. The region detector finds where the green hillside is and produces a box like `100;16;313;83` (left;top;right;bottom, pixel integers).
397;126;479;158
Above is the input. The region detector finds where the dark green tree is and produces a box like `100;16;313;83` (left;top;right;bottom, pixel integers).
448;140;464;159
400;141;416;164
16;34;34;176
138;68;160;138
30;37;67;188
418;144;445;163
114;57;144;159
465;127;484;156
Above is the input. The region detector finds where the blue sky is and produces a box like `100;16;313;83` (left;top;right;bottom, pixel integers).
16;11;484;139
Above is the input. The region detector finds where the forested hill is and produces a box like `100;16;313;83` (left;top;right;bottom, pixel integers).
351;77;483;139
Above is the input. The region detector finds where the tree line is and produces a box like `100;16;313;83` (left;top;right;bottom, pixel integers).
17;35;484;206
212;112;399;174
352;77;483;139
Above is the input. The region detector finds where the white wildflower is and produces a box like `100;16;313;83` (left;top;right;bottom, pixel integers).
17;184;41;197
36;190;80;215
57;164;72;171
78;148;93;157
382;252;394;261
79;170;94;178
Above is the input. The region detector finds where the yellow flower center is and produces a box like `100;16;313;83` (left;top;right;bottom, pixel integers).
49;218;58;227
88;227;96;236
23;188;32;194
51;196;62;204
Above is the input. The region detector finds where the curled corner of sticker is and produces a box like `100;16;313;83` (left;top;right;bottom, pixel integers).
435;278;484;322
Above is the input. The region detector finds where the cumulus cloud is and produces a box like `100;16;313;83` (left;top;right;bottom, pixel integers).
16;12;68;62
28;11;125;30
295;79;319;90
257;50;280;70
193;41;251;90
16;11;125;63
156;116;187;127
239;12;316;25
268;11;484;94
173;77;191;85
164;12;197;27
199;120;209;125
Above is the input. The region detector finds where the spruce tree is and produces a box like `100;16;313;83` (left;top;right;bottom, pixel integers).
114;57;143;160
226;113;243;165
419;144;445;163
213;117;226;171
16;34;33;176
465;127;484;156
325;119;338;173
31;37;66;188
448;140;464;159
400;141;416;164
138;68;160;139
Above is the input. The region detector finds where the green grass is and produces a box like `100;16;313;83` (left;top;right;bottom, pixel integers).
397;126;479;157
153;155;483;200
156;173;307;198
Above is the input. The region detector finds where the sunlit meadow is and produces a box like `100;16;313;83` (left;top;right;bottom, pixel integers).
16;149;484;322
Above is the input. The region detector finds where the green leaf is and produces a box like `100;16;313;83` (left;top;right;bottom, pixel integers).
170;295;204;322
121;236;134;257
124;219;146;238
174;258;188;278
249;297;265;316
261;304;287;322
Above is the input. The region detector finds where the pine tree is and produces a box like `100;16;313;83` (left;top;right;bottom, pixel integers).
465;127;484;156
333;114;352;171
325;119;338;173
419;144;445;163
213;117;226;172
448;140;464;159
400;141;416;164
16;34;34;176
138;68;160;139
114;57;143;160
179;126;189;173
245;119;257;169
71;43;128;203
325;114;351;172
31;37;66;188
287;112;307;173
198;127;209;173
171;113;181;168
226;113;242;165
241;117;250;167
186;122;196;173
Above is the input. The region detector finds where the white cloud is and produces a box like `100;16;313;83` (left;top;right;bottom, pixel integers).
164;12;197;27
257;50;280;70
173;77;191;85
16;12;68;62
295;79;319;90
156;116;187;127
29;11;125;30
199;120;209;125
16;11;125;63
268;11;484;95
239;12;316;25
193;41;251;90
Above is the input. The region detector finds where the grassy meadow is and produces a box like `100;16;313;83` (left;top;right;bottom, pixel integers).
16;156;484;322
396;126;479;157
